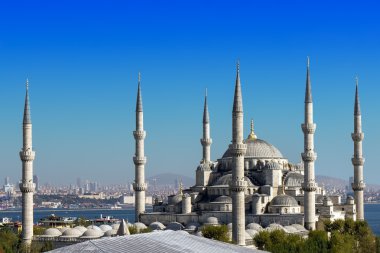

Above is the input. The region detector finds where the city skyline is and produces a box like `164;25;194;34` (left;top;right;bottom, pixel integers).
0;1;379;185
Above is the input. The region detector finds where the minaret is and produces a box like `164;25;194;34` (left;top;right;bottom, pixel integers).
351;77;365;220
19;79;36;245
229;62;247;245
133;73;147;222
195;91;213;189
301;58;317;230
201;90;212;164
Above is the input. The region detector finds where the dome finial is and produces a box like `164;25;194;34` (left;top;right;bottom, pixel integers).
247;119;257;140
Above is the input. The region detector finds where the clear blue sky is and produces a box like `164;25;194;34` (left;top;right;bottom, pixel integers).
0;1;379;185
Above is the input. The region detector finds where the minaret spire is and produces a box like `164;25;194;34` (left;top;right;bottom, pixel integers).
19;79;36;246
230;61;247;245
23;79;32;125
133;73;147;222
301;58;317;230
351;76;365;220
196;90;213;189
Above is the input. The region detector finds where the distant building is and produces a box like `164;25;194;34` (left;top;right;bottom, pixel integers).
33;175;39;192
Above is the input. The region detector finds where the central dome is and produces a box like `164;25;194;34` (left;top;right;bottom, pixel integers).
222;139;283;159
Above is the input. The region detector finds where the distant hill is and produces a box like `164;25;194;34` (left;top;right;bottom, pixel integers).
147;173;194;188
316;175;348;189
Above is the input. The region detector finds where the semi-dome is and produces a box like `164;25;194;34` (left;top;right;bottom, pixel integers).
284;172;304;187
168;194;183;205
42;228;62;237
223;139;283;159
245;229;258;238
58;227;68;233
61;228;82;237
213;174;255;187
81;228;104;238
212;195;232;203
270;194;298;207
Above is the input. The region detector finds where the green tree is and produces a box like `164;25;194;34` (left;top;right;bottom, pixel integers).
330;231;354;253
201;225;230;243
303;230;329;253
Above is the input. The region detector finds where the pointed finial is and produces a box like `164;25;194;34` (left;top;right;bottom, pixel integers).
237;60;240;72
26;78;29;90
138;72;141;83
354;75;361;116
305;56;313;103
136;72;143;112
205;88;207;97
247;119;257;140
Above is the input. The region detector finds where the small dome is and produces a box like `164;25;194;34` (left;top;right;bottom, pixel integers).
42;228;62;237
213;195;232;203
205;217;219;225
169;194;183;205
134;222;147;230
195;231;203;237
347;195;354;200
74;226;87;233
87;225;102;231
284;226;298;233
166;222;184;231
149;221;166;230
284;172;304;187
111;223;120;230
290;224;307;232
99;224;113;232
103;229;117;237
61;228;82;237
186;222;200;231
213;174;255;187
270;194;298;207
81;228;104;238
246;223;263;231
245;229;258;238
266;223;285;232
58;227;69;233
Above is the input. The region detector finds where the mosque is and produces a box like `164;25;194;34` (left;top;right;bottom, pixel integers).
18;59;365;247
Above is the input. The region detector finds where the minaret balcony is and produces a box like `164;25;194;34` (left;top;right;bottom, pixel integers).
351;133;364;142
301;123;316;134
200;138;212;146
228;143;247;157
133;130;146;140
302;181;318;192
19;150;35;161
133;182;147;191
229;180;247;192
351;157;365;166
352;182;365;191
19;182;35;193
301;152;317;162
133;156;147;165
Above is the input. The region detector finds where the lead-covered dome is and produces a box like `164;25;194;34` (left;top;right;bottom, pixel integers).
213;174;255;187
284;172;304;187
270;194;298;207
223;139;283;159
